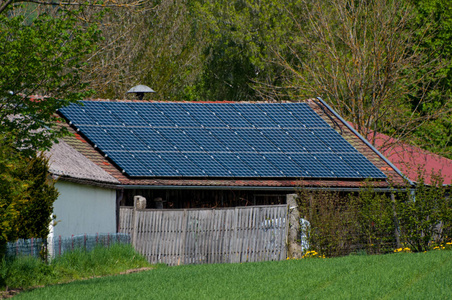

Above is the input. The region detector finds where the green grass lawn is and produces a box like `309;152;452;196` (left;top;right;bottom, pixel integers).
15;250;452;300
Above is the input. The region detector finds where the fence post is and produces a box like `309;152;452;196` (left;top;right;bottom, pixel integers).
391;193;401;248
181;209;188;265
229;207;238;263
132;195;146;249
287;194;301;259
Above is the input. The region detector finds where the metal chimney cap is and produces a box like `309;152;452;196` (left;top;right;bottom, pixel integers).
127;85;155;94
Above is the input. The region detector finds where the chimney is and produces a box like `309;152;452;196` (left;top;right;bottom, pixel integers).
126;85;155;100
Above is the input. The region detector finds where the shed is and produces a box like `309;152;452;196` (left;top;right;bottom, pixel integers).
53;98;406;212
45;139;119;239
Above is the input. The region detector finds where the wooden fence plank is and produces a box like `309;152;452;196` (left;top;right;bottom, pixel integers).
119;204;288;266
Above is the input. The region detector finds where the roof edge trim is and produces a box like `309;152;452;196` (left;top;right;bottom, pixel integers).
315;97;413;186
118;184;394;192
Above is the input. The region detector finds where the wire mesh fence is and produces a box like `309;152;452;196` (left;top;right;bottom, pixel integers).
6;233;131;259
6;238;45;258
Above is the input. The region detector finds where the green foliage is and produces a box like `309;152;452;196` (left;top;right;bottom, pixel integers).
297;189;360;257
16;153;59;240
351;185;396;254
0;7;101;153
0;136;31;258
1;255;55;289
299;174;451;257
395;173;452;252
185;0;298;101
0;3;100;260
0;243;151;290
298;186;396;257
0;137;58;259
409;0;452;158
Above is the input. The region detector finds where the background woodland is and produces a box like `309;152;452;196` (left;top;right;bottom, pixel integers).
1;0;451;158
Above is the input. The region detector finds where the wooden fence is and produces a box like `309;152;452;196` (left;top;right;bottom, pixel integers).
119;205;288;265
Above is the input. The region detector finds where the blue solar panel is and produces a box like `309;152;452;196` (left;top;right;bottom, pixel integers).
313;128;359;153
179;103;227;128
131;152;179;176
184;128;229;152
314;153;361;178
209;128;254;152
286;129;333;153
127;102;174;127
100;102;147;127
154;103;200;127
184;152;231;177
107;127;148;151
232;104;279;128
77;126;123;151
61;101;387;179
289;154;333;177
158;152;206;176
81;102;123;126
234;129;280;153
282;103;330;128
263;153;306;177
260;129;306;153
340;153;386;178
158;128;203;152
210;152;258;177
59;104;98;125
205;104;253;128
256;104;306;128
104;151;150;176
130;128;176;152
236;153;284;177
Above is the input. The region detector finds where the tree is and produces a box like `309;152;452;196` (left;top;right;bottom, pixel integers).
84;0;206;101
0;136;59;260
0;3;100;257
189;0;299;102
16;153;59;240
259;0;450;146
0;136;30;257
0;0;144;14
409;0;452;158
0;5;101;153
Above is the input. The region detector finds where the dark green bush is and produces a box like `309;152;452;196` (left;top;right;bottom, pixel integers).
0;145;58;261
395;173;452;252
298;174;451;257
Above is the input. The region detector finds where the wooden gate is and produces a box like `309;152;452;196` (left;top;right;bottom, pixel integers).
119;205;288;266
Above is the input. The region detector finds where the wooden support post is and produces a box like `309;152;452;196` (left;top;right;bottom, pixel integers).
132;195;146;249
287;194;302;259
391;193;401;248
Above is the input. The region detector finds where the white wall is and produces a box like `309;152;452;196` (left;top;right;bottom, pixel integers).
49;181;116;239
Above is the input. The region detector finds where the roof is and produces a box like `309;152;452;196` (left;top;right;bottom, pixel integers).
369;131;452;185
55;99;406;190
45;139;120;186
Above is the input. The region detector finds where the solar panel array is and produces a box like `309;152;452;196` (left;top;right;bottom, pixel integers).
58;101;386;179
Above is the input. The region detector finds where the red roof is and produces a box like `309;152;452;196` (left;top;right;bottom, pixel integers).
365;130;452;185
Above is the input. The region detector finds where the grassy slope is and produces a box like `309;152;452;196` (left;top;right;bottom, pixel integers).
16;250;452;300
1;244;150;290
